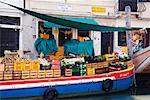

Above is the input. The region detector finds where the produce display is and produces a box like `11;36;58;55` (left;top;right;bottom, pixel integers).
0;51;133;81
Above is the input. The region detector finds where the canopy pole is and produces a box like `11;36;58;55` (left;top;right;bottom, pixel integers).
125;6;133;58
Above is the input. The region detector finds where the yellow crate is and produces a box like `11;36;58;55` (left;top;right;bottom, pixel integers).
86;67;95;76
38;70;45;78
4;71;13;80
0;64;5;71
30;61;40;71
14;62;22;71
53;70;61;78
22;62;31;71
30;71;38;79
22;71;30;79
0;71;3;80
86;63;92;68
13;71;22;80
105;54;115;61
45;70;53;78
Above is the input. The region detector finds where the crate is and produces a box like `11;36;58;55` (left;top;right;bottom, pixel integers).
22;71;30;79
14;62;22;71
0;64;5;71
86;67;95;76
3;71;13;80
22;62;31;71
30;71;38;79
45;70;53;78
38;70;45;78
97;62;108;69
30;61;40;71
92;63;97;68
65;69;72;77
95;68;107;74
0;71;3;80
13;71;22;80
105;54;115;61
53;70;61;78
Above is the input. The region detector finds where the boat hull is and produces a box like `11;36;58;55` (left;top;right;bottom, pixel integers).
0;66;134;99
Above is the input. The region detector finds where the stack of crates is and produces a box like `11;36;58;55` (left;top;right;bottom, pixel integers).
51;60;61;77
3;71;13;80
30;60;40;79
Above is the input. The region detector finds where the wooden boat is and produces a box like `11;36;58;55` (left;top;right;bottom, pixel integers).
0;65;134;100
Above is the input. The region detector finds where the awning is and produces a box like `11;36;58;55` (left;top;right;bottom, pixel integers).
44;17;98;28
0;1;139;32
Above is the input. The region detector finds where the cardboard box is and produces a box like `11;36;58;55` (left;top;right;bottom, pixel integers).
86;67;95;76
14;62;22;71
30;61;40;71
22;62;31;71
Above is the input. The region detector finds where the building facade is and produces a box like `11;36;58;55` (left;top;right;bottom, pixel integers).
0;0;150;56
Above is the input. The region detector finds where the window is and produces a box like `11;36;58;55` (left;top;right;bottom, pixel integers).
0;16;20;25
118;0;137;12
78;30;90;42
118;31;127;46
0;28;19;57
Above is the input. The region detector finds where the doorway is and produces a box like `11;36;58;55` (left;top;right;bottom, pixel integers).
101;32;114;55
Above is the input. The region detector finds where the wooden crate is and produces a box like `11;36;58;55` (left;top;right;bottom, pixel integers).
30;61;40;71
22;71;30;79
95;68;107;74
0;71;3;80
38;70;45;79
0;64;5;71
86;67;95;76
97;62;108;69
92;63;97;68
53;70;61;78
13;71;22;80
14;62;22;71
65;69;72;77
3;71;13;80
30;71;38;79
45;70;53;78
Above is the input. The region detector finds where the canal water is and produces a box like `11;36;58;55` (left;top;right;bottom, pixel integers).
4;74;150;100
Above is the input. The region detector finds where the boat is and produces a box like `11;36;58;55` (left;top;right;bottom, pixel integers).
0;63;134;100
132;46;150;73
